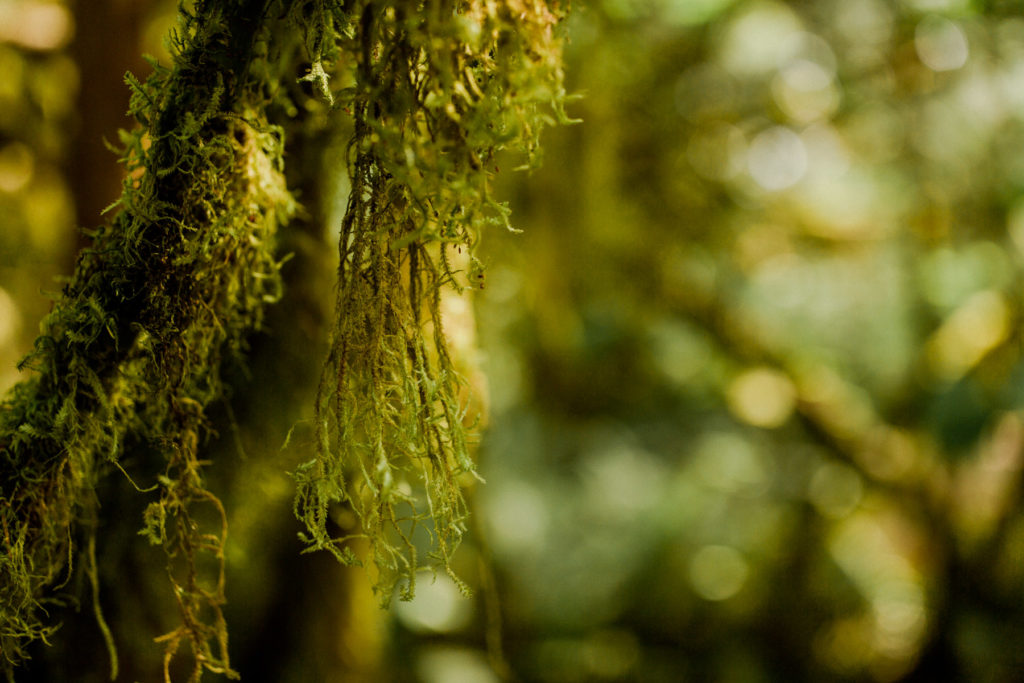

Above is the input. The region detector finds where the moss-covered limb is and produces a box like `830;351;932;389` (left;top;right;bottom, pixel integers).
1;0;570;675
293;0;571;603
0;1;294;678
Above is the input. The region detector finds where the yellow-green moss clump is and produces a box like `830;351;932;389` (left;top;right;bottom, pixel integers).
293;0;571;605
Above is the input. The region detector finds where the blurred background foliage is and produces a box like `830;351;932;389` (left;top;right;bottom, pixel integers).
5;0;1024;681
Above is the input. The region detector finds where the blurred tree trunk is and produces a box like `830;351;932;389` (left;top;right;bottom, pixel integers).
68;0;150;260
212;106;387;683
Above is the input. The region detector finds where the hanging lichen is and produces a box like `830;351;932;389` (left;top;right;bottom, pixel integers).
291;0;572;603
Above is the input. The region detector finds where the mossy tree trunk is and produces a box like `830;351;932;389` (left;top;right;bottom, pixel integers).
0;0;568;680
2;2;297;678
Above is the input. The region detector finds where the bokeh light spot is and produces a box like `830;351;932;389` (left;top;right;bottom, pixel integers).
717;1;803;76
747;126;807;191
0;142;34;193
693;432;770;495
808;462;863;518
583;443;665;519
689;545;749;601
0;287;21;350
727;366;797;428
648;318;712;386
485;480;550;556
773;58;840;123
915;16;968;72
416;647;499;683
0;1;74;50
835;0;893;46
395;575;473;634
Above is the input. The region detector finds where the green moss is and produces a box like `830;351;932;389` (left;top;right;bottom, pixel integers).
0;0;569;678
292;0;571;605
1;2;293;678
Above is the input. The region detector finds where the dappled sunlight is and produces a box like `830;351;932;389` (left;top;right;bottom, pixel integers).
415;647;500;683
0;0;79;400
0;286;21;392
484;479;551;556
726;366;797;428
915;15;968;72
0;1;73;51
746;125;808;192
716;1;804;77
689;544;750;601
396;575;475;634
473;0;1024;678
773;55;841;124
0;142;34;193
827;510;928;679
926;290;1011;380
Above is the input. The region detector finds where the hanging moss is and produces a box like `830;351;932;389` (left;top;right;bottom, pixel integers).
0;2;294;678
0;0;570;679
292;0;572;604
